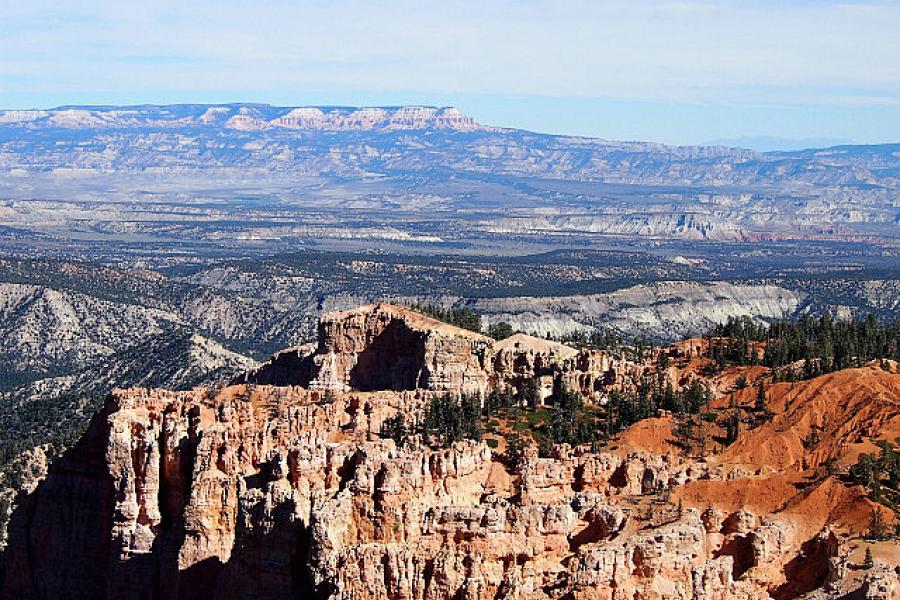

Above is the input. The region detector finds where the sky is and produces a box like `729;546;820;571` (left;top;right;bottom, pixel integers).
1;0;898;146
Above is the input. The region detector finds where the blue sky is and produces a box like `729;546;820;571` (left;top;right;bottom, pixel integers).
1;0;898;146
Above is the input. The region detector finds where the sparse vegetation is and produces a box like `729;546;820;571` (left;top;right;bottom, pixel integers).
407;303;483;333
424;393;483;447
849;440;899;509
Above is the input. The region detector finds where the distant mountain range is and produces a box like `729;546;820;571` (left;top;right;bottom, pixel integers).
702;135;857;152
0;104;869;153
0;103;897;249
0;103;896;190
0;104;487;132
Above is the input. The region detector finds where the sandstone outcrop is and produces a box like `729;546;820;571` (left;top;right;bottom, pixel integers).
2;309;898;600
4;378;894;599
490;333;640;403
721;365;900;473
243;303;639;404
243;303;496;395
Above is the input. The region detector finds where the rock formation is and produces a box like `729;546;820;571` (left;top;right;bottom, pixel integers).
242;303;495;395
0;105;486;133
242;303;638;403
2;307;898;600
308;304;494;394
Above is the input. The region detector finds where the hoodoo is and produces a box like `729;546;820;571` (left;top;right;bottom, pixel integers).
2;306;897;599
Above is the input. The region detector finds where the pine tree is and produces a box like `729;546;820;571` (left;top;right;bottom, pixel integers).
868;510;886;541
755;380;767;413
862;547;874;569
724;412;740;445
521;377;541;408
379;414;409;448
488;321;515;340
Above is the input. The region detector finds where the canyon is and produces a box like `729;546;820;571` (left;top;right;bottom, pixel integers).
0;104;898;598
1;304;897;599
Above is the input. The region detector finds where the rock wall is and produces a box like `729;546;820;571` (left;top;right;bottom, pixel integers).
305;304;495;395
1;384;867;600
245;304;638;403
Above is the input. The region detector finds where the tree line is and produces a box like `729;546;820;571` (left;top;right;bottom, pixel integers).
707;314;900;378
406;303;483;334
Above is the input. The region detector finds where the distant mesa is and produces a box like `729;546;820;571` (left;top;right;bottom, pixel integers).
702;135;856;152
0;104;489;132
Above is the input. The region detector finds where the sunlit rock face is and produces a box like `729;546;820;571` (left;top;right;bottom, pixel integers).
0;386;776;600
8;380;892;600
242;303;635;401
308;303;495;395
2;307;897;600
241;303;496;396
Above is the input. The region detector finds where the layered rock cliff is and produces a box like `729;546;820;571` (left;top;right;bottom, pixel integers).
240;303;638;401
2;307;898;600
307;304;494;394
241;303;495;395
4;376;896;600
0;105;485;133
469;282;805;339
